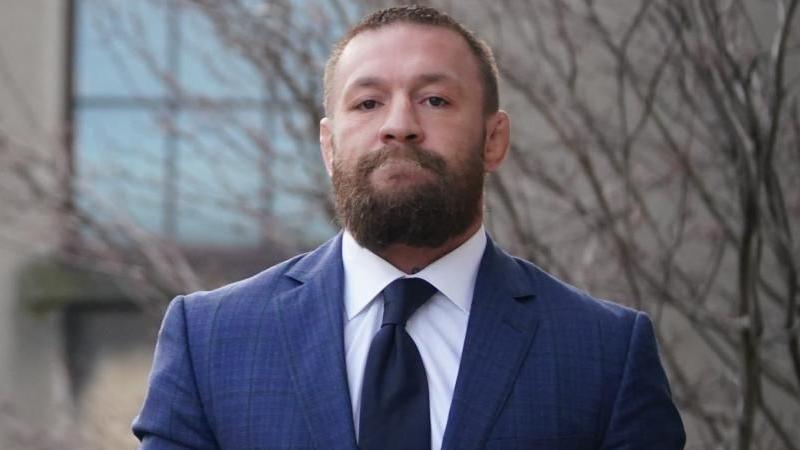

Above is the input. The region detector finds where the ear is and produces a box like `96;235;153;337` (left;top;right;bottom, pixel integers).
483;110;510;172
319;117;334;177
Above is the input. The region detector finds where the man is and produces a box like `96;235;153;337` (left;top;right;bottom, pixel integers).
133;5;685;450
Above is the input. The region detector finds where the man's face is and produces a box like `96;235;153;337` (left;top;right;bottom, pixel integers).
320;23;509;250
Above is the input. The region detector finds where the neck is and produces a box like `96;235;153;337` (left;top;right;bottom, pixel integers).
373;220;483;274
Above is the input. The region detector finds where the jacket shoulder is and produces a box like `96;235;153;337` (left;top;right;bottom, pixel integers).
508;254;640;326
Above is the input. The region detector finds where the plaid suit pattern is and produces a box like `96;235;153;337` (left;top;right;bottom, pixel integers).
133;234;685;450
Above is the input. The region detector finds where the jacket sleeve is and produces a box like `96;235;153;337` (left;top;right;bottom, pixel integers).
132;296;219;450
601;312;686;449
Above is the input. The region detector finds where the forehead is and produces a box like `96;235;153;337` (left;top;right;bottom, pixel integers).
332;23;481;97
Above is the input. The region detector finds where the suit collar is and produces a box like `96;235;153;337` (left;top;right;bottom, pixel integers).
441;236;540;450
283;232;344;284
478;235;538;298
275;233;359;450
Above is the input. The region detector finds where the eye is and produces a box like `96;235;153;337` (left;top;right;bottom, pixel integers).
357;99;379;110
425;96;449;107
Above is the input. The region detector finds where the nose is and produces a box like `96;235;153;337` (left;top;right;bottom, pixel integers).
379;98;424;145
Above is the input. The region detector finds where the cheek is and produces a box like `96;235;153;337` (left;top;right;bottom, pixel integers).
338;115;377;142
437;127;485;164
335;121;377;159
426;112;483;144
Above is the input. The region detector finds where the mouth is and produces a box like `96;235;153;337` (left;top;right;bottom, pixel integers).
370;157;435;186
353;144;446;191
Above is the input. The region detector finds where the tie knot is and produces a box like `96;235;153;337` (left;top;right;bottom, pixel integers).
381;278;437;326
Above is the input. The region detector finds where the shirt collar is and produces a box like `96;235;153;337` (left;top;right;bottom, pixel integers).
341;226;487;320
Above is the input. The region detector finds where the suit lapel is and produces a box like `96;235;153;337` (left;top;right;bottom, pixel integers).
275;235;358;450
441;237;540;450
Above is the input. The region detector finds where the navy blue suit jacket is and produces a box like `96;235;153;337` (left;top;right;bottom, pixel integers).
133;233;685;449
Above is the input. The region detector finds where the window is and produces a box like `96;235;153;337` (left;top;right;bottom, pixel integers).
72;0;335;247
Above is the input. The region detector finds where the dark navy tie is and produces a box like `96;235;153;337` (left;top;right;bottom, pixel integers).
359;277;437;450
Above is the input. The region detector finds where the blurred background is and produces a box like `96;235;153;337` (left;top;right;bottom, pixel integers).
0;0;798;449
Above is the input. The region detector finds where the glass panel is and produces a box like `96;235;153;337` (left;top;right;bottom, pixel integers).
74;0;169;98
74;108;168;235
179;7;265;100
175;110;267;245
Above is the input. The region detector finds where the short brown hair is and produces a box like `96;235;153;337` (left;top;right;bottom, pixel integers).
323;5;500;116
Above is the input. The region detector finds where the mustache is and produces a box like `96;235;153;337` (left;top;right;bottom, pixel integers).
356;144;447;177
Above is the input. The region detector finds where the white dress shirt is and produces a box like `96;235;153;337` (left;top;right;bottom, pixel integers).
342;226;487;450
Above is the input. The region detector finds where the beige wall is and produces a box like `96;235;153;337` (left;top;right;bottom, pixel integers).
0;1;75;448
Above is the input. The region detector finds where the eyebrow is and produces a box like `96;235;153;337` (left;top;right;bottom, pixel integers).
415;72;457;85
349;76;386;90
347;72;460;92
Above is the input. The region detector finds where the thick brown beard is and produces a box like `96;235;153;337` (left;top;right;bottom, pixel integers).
332;143;485;252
